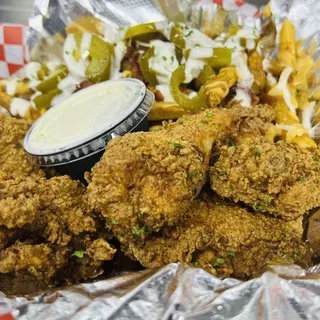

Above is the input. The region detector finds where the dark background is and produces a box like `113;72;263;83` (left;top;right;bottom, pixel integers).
0;0;268;24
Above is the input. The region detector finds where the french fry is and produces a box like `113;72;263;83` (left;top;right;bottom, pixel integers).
148;101;187;121
248;50;267;94
0;90;12;110
66;16;104;35
204;67;237;108
0;90;40;120
269;20;296;75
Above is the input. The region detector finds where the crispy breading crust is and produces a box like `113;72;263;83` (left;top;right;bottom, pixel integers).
123;193;306;279
86;106;273;244
210;138;320;220
0;115;116;283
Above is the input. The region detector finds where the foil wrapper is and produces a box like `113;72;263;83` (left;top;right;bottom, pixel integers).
2;0;320;319
1;263;320;319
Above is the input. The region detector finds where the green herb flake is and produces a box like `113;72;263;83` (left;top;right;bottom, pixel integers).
188;170;199;180
132;225;150;239
212;258;225;267
299;176;308;182
185;30;194;37
170;55;174;63
226;250;235;257
169;142;183;149
206;112;213;118
72;250;86;258
191;261;199;267
314;156;320;162
137;211;144;220
111;219;118;225
253;148;261;157
264;195;274;203
162;56;167;61
65;51;70;55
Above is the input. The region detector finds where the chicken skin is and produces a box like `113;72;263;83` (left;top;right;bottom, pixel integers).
210;138;320;220
86;106;275;244
123;193;306;279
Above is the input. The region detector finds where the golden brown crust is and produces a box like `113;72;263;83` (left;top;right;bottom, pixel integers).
124;193;305;279
210;138;320;220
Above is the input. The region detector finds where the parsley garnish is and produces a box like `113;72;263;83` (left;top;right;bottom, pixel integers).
253;148;261;156
111;219;118;225
132;225;150;239
72;250;86;258
65;51;69;55
206;112;213;118
185;30;194;37
170;55;174;63
299;176;307;182
162;56;167;61
169;142;183;149
212;258;225;267
226;250;235;257
191;261;199;267
188;170;199;180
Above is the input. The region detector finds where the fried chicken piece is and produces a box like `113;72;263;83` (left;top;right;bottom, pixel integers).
0;175;97;245
123;193;306;279
87;106;271;244
210;138;320;220
0;113;44;179
0;243;69;280
0;194;40;228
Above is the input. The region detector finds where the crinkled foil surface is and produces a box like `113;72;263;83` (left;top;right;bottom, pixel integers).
1;263;320;319
3;0;319;319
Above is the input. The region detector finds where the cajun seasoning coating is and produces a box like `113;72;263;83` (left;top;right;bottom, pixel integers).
0;113;44;179
210;138;320;220
86;106;268;243
0;243;69;280
124;193;305;279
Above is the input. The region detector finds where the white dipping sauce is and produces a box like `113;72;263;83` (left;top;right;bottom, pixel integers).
24;79;146;155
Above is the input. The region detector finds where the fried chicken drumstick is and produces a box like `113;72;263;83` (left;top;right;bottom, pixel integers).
210;138;320;220
86;105;275;244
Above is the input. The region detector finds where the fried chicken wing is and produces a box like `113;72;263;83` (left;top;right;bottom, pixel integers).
210;138;320;220
86;106;273;244
123;193;306;279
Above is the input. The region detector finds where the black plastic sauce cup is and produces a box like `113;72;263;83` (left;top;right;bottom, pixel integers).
24;79;154;181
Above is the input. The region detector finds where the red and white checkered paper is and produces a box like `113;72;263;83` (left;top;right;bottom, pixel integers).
0;0;258;79
0;23;29;78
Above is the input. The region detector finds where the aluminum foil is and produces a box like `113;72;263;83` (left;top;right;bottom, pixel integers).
1;263;320;319
2;0;320;319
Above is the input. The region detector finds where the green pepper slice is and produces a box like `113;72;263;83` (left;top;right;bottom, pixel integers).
36;65;68;93
139;47;158;85
170;64;207;111
170;24;186;50
204;47;232;69
124;23;157;39
86;35;114;82
194;65;215;89
33;88;61;110
73;32;114;83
